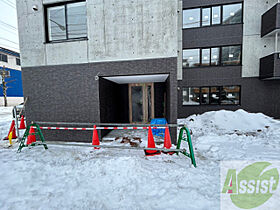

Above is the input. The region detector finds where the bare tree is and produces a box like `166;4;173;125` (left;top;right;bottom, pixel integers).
0;66;15;107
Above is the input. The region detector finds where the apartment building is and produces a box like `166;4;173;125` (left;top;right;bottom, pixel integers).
16;0;280;142
178;0;280;119
0;47;23;106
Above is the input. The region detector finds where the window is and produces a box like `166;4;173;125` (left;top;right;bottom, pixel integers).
183;3;242;29
183;45;241;68
221;45;241;66
183;86;241;105
182;87;200;105
0;53;8;63
210;87;220;105
220;86;240;105
46;1;87;42
16;58;20;66
183;8;200;28
201;48;210;66
201;87;210;104
211;47;220;65
212;6;221;25
202;8;211;26
183;49;200;67
223;3;242;24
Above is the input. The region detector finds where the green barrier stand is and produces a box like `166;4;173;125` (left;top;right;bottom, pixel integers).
176;126;197;167
17;123;48;153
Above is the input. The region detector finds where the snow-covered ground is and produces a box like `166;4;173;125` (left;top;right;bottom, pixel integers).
0;107;280;209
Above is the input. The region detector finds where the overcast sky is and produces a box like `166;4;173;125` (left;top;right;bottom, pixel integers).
0;0;19;52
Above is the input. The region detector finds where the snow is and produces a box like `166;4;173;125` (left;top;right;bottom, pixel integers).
0;108;280;209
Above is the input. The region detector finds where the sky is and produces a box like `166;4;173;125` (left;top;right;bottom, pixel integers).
0;0;19;52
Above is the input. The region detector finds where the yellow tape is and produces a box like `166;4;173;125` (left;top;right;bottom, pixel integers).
8;132;13;145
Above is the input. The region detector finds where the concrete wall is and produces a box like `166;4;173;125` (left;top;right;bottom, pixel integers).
242;0;278;77
17;0;178;67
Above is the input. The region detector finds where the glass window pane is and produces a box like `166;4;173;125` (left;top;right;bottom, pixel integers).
183;87;200;105
211;47;220;65
132;86;143;122
212;6;221;25
210;87;220;105
221;86;240;105
221;45;241;66
0;54;8;62
183;9;201;28
223;3;242;24
16;58;21;66
201;87;210;104
67;2;87;39
47;5;66;41
201;48;210;66
183;49;200;68
202;8;210;26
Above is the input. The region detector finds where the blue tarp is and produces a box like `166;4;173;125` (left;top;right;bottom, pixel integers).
150;118;167;137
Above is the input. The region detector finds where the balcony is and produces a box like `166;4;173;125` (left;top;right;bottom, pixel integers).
261;3;280;37
259;53;280;80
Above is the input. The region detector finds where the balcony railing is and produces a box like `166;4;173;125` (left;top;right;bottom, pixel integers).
261;3;280;37
259;53;280;80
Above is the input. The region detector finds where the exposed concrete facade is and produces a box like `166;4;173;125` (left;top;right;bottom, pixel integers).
17;0;178;67
16;0;280;143
242;0;279;77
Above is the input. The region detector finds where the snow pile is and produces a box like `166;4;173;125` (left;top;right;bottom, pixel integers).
0;108;280;209
179;109;280;135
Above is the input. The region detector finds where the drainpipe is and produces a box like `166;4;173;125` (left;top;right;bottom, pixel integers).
275;32;278;53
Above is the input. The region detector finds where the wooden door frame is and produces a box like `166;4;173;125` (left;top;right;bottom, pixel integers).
129;83;154;123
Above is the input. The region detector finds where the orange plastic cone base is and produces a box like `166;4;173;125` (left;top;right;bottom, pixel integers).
145;126;161;156
26;127;36;145
163;126;174;155
4;120;17;140
19;116;26;129
92;125;100;149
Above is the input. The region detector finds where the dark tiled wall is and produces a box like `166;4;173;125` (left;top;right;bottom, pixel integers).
22;57;178;142
154;83;166;118
183;24;243;49
178;77;280;119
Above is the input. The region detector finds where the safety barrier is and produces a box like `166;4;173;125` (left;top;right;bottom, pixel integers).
17;122;197;167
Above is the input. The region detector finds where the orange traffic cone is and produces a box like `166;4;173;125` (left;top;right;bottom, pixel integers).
4;120;17;140
92;125;100;149
26;127;36;145
144;126;161;156
19;115;26;129
163;126;174;155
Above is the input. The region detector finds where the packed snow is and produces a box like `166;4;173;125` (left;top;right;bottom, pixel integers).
0;107;280;209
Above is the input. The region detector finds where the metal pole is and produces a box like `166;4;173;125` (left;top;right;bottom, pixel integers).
13;106;20;140
275;32;278;53
46;142;186;152
36;121;184;127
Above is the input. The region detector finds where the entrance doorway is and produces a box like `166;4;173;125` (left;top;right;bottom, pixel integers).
129;83;154;123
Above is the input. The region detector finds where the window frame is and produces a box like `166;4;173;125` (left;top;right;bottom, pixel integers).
182;44;242;69
182;87;201;106
183;2;243;29
44;0;87;43
0;53;8;63
16;58;20;66
182;85;241;106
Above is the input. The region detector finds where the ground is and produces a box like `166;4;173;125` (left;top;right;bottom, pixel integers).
0;107;279;209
